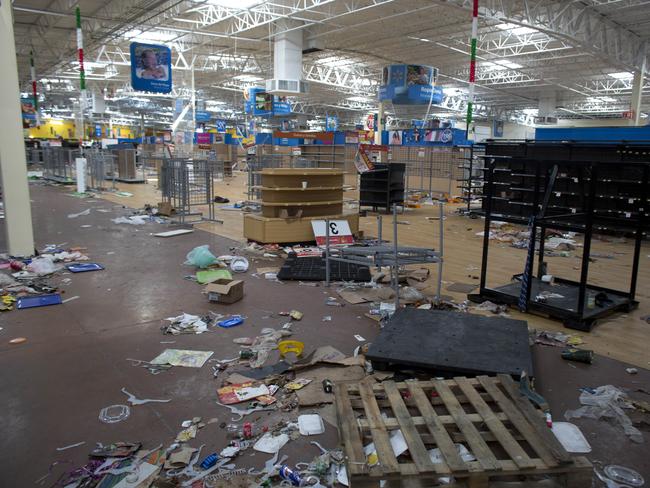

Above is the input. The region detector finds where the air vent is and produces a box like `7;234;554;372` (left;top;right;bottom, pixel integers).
266;79;309;95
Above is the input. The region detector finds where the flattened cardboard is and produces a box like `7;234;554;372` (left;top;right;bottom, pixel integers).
205;279;244;304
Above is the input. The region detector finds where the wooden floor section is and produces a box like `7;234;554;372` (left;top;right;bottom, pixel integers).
93;172;650;369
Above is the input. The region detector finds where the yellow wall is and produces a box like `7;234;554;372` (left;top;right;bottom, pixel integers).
28;121;137;140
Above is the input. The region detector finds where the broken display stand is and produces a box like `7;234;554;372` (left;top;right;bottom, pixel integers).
470;141;649;331
325;202;444;308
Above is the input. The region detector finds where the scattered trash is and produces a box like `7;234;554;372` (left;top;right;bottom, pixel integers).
565;385;643;443
218;382;270;404
206;279;244;304
354;334;366;342
17;294;62;309
112;215;151;225
278;340;305;358
62;295;80;304
285;378;312;391
150;349;214;368
185;245;218;268
98;404;130;424
626;368;638;374
229;256;249;273
163;313;208;335
253;433;289;453
196;269;232;286
9;337;27;345
67;208;91;219
56;441;86;451
601;465;645;487
154;229;194;238
298;414;325;436
121;388;171;406
322;315;332;322
289;310;303;320
65;263;104;273
550;422;591;453
561;348;593;364
217;315;245;328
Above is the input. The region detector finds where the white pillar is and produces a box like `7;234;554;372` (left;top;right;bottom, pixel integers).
0;0;35;256
375;102;384;145
630;59;646;126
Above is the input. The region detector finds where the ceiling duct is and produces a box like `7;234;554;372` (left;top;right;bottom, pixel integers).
266;21;309;95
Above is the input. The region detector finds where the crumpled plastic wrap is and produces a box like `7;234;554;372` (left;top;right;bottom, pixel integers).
185;245;218;269
564;385;643;443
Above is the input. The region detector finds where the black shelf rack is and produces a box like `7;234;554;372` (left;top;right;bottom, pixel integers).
456;144;485;215
359;163;406;213
469;140;649;331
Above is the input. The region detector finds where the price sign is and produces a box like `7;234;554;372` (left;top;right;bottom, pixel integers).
311;220;354;247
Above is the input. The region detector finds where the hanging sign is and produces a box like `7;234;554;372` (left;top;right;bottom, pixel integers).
272;131;334;143
379;64;442;104
130;42;172;94
325;115;338;131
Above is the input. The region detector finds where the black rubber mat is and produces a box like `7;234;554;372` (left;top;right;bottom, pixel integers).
277;252;372;282
366;308;533;377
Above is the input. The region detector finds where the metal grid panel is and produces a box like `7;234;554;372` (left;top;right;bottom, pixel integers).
85;149;117;190
42;148;79;183
391;146;465;197
160;158;220;224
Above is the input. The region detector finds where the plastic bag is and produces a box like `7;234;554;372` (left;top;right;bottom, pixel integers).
185;245;217;269
26;256;60;275
565;385;643;443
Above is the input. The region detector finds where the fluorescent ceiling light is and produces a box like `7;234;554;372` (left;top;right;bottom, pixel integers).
608;71;633;80
316;56;353;68
347;96;372;103
482;60;522;71
522;108;538;115
123;29;177;43
588;96;617;103
199;0;262;7
496;23;536;35
233;74;262;81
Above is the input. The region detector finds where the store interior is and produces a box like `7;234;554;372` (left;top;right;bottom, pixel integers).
1;1;650;487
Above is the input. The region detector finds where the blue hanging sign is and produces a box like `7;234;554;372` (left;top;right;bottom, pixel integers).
379;64;441;105
195;110;211;123
245;88;292;116
326;115;338;131
130;42;172;94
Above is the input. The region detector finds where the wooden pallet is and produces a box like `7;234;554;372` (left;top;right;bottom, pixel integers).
334;375;592;488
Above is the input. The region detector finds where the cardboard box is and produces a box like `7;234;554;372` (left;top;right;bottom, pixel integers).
205;279;244;304
157;201;175;216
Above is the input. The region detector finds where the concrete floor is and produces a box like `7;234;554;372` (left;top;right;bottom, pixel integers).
0;183;648;486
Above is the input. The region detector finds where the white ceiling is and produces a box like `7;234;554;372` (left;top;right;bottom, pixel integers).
11;0;650;128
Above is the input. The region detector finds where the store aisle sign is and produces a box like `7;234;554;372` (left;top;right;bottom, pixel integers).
216;119;227;132
326;115;338;131
130;42;172;94
195;110;211;123
379;64;442;104
245;87;292;116
312;220;354;247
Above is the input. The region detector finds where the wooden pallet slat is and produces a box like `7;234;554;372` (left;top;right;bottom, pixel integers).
405;380;466;474
497;374;573;464
476;375;558;468
334;382;367;476
454;376;536;470
335;377;591;488
433;379;501;472
358;381;400;474
383;381;438;473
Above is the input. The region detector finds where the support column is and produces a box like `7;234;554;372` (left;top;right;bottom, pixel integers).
0;0;35;256
629;58;646;126
375;102;384;145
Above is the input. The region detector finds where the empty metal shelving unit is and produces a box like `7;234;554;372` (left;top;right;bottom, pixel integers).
325;202;445;307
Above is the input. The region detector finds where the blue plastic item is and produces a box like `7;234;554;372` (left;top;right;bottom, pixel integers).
278;465;303;486
217;315;244;328
65;263;105;273
17;294;63;309
199;453;219;469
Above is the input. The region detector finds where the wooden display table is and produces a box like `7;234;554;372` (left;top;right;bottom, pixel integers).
244;168;358;243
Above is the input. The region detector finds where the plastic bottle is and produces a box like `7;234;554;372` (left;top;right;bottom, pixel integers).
200;453;219;469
